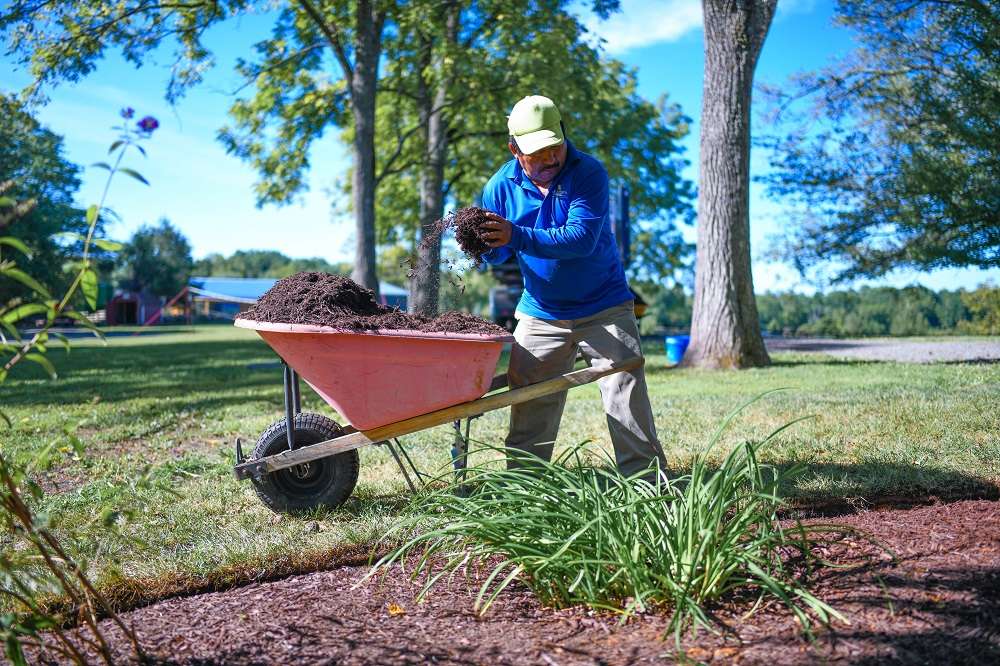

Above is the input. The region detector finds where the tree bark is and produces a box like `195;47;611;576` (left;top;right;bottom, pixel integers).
409;1;459;316
349;0;383;297
683;0;776;369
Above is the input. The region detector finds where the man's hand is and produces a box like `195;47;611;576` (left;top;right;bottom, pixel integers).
481;212;513;248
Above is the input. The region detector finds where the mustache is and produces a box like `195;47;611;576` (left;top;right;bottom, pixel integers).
541;161;560;171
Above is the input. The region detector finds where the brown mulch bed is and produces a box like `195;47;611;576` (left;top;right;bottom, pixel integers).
36;500;1000;664
238;272;505;334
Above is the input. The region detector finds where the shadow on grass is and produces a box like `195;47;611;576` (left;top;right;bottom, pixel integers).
771;460;1000;516
1;337;282;409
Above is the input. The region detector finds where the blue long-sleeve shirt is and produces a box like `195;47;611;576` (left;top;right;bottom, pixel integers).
481;141;632;320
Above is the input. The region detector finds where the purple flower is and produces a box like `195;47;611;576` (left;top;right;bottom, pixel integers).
120;107;135;119
137;116;159;133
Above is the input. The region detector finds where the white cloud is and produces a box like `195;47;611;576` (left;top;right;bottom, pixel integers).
583;0;703;54
582;0;818;54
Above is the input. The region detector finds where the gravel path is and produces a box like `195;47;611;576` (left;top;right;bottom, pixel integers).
766;337;1000;364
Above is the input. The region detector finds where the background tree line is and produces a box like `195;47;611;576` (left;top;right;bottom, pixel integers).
637;282;1000;338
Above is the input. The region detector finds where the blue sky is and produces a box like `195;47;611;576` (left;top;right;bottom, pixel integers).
3;0;996;293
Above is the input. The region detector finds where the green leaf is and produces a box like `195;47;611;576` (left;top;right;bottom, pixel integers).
118;167;150;185
64;310;105;339
24;353;57;379
81;268;98;310
0;267;52;298
92;238;124;252
0;318;22;342
0;196;15;207
0;237;32;257
86;204;99;226
108;140;124;154
135;144;147;157
91;161;113;171
1;303;49;326
51;331;71;352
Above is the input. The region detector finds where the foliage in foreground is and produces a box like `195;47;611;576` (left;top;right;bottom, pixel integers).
371;398;849;641
0;108;156;664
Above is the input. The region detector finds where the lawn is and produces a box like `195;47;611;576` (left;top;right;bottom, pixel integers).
2;324;998;608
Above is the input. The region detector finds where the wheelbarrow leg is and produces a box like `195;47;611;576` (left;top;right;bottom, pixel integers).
381;439;426;493
451;418;474;495
281;362;301;451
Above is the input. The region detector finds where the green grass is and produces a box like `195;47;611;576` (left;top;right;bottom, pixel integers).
1;324;998;609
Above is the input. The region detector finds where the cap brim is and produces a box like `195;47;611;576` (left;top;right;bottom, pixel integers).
514;127;564;155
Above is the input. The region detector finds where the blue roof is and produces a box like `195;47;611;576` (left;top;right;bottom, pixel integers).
188;276;407;303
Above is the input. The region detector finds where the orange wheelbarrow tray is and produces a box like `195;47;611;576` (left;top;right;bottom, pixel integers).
232;319;642;512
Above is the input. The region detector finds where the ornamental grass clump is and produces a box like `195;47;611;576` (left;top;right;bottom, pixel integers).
371;394;848;640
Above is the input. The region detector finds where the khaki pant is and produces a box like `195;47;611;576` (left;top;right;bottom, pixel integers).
505;301;665;476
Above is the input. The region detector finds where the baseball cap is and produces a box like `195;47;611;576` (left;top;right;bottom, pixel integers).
507;95;565;155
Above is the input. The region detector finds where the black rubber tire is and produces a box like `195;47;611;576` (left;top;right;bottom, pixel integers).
250;412;360;514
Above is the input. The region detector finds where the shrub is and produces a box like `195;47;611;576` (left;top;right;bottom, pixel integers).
370;395;848;642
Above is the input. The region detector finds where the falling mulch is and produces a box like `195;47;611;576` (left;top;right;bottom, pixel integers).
420;207;494;264
238;272;506;334
33;499;1000;664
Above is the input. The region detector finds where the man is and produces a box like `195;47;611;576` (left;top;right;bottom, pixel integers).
480;95;666;477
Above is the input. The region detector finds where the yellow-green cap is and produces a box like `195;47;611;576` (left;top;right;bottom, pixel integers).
507;95;564;155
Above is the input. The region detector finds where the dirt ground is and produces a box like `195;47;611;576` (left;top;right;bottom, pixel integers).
765;337;1000;364
35;499;1000;665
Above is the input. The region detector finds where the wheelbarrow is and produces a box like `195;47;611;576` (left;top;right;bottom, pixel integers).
233;319;643;513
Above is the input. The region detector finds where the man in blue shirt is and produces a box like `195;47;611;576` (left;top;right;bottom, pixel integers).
480;95;666;477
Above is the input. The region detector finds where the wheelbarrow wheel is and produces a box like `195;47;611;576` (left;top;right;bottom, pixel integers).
251;412;360;514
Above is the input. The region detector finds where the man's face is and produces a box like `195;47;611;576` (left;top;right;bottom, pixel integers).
509;141;568;188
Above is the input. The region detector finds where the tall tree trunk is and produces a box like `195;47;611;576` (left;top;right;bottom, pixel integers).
349;0;383;297
683;0;776;369
409;85;448;315
409;1;459;316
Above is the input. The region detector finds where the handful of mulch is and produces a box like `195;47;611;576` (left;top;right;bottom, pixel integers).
420;207;495;264
238;271;506;334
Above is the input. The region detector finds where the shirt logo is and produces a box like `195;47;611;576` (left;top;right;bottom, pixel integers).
553;184;567;199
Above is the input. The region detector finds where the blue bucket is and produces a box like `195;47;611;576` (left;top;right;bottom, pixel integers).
665;335;690;365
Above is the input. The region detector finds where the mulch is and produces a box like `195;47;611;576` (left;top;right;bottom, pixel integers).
421;207;494;265
33;498;1000;664
237;272;506;334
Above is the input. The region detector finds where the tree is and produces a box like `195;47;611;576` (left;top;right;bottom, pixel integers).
959;284;1000;336
2;1;391;295
117;219;193;298
373;0;694;314
759;0;1000;282
219;0;390;294
683;0;776;369
0;94;84;303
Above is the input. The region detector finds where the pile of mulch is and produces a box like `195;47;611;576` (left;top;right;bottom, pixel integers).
34;499;1000;664
238;272;506;334
421;207;494;264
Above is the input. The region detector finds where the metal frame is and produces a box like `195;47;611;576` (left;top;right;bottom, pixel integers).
234;356;642;483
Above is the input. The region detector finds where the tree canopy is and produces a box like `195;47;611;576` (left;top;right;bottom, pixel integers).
759;0;1000;282
2;1;694;309
359;1;693;315
116;219;193;298
0;94;85;302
